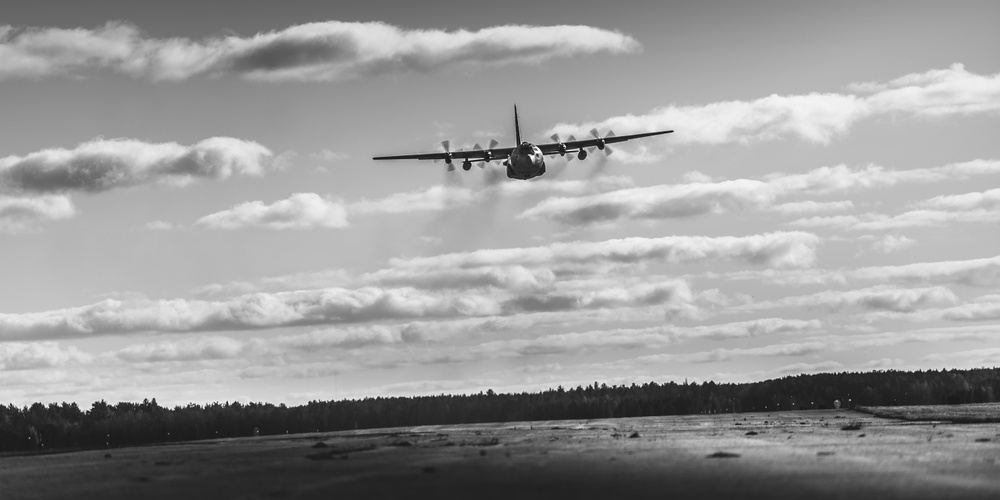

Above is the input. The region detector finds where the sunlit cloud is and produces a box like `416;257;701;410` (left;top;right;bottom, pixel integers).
549;64;1000;152
0;137;272;193
737;285;960;313
789;208;1000;231
736;255;1000;288
0;21;641;82
0;341;92;370
0;288;505;340
390;231;821;269
519;160;1000;225
0;194;75;232
112;336;265;363
870;234;916;254
196;192;349;230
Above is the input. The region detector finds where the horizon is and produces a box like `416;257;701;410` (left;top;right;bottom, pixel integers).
1;0;999;408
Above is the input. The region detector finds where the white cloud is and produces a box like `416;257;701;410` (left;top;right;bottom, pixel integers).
643;341;828;364
0;288;505;340
0;341;92;370
349;185;476;215
144;220;179;231
0;194;75;232
349;176;633;216
740;285;960;313
519;160;1000;225
921;348;1000;366
0;137;272;193
112;336;262;363
519;179;775;224
548;64;1000;152
775;361;843;375
196;177;635;230
0;21;641;82
871;234;916;254
745;255;1000;288
191;269;353;298
790;208;1000;231
196;192;349;230
311;149;350;162
390;231;821;270
917;188;1000;211
858;63;1000;116
770;200;854;215
365;265;558;292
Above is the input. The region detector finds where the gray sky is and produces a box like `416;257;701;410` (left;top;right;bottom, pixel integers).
1;0;998;406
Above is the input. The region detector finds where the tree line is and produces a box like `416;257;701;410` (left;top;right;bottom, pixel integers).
2;367;997;453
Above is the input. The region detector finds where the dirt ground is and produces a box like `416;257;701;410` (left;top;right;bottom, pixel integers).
2;409;999;499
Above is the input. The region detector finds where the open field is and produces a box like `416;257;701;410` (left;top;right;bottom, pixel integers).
858;403;1000;423
2;409;999;499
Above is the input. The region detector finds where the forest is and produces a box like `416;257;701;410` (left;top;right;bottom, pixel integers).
2;367;997;453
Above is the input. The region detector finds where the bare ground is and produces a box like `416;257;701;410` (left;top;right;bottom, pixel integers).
2;409;999;499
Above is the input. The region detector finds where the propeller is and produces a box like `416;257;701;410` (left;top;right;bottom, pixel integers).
434;140;456;171
473;139;501;168
589;128;615;156
565;134;577;161
473;142;484;168
549;133;568;159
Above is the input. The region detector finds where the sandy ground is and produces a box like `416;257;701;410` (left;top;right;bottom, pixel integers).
2;409;999;499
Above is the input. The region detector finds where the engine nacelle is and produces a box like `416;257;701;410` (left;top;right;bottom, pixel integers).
483;151;493;162
578;149;588;160
462;160;472;171
558;143;567;156
596;140;605;151
444;153;453;165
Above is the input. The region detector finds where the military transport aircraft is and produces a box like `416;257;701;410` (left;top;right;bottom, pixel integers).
373;106;673;180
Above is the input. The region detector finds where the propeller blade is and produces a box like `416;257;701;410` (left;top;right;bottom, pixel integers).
473;143;482;151
606;130;616;139
550;133;561;143
488;139;499;150
476;161;485;168
447;164;456;172
605;145;614;156
436;140;452;164
589;128;600;139
566;152;574;162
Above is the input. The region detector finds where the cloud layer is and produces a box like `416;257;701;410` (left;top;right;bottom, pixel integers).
549;64;1000;149
196;193;348;230
0;22;641;81
0;195;75;232
519;160;1000;226
0;137;272;194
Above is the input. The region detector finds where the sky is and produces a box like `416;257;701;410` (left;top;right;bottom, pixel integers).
1;0;998;407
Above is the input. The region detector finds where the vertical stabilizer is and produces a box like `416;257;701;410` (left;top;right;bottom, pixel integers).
514;104;522;145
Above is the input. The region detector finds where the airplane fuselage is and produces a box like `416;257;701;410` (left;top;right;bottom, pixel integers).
504;142;546;180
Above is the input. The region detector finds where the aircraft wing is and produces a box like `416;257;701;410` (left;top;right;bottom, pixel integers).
373;147;516;162
536;129;674;155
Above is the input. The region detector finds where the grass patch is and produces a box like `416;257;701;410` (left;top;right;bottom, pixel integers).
857;403;1000;423
841;421;864;431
